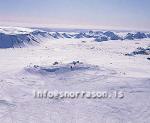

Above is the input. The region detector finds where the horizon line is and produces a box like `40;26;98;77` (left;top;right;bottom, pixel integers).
0;22;150;32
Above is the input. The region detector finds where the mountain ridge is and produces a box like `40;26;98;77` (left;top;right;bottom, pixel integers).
0;27;150;48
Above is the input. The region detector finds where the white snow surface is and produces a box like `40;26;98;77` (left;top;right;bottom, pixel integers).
0;27;150;123
0;26;35;35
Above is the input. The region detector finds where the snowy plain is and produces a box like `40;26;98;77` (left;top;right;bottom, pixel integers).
0;27;150;123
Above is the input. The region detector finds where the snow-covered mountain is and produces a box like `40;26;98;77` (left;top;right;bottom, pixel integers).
0;26;150;48
0;27;50;48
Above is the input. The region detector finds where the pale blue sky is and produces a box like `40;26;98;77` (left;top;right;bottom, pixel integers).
0;0;150;30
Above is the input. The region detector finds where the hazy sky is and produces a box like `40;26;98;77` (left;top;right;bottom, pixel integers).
0;0;150;30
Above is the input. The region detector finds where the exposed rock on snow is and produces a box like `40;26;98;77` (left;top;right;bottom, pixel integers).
124;33;135;40
31;30;51;37
94;35;108;42
134;32;147;39
147;33;150;38
50;32;63;39
74;32;86;39
62;33;72;38
147;57;150;60
126;47;150;56
103;31;121;40
125;32;147;40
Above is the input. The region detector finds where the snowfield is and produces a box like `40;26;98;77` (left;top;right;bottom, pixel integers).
0;27;150;123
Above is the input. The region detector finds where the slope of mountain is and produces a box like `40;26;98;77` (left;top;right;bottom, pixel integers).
0;28;52;48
